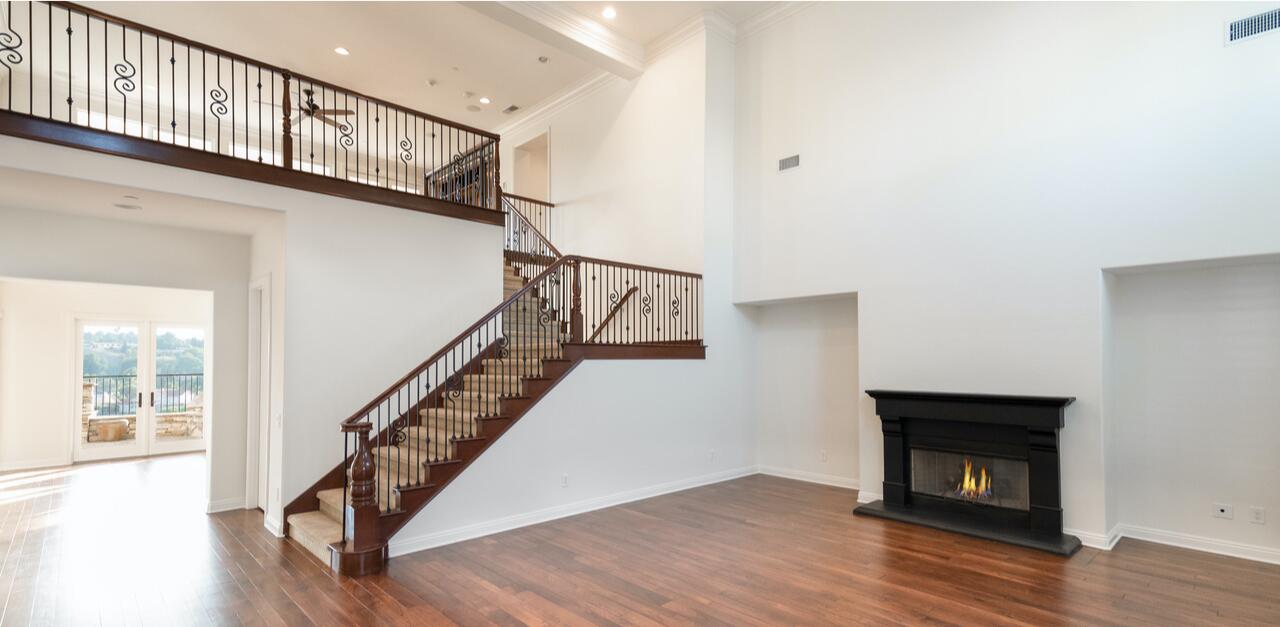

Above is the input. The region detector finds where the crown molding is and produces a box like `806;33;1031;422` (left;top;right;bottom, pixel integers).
494;70;616;138
645;11;737;64
738;1;815;40
470;2;645;79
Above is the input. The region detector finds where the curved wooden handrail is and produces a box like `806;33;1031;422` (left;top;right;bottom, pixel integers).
58;2;500;140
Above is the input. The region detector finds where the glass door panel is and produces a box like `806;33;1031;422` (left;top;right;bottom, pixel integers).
149;325;207;453
76;322;146;460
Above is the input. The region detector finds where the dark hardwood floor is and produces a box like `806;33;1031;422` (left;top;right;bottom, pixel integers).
1;455;1277;625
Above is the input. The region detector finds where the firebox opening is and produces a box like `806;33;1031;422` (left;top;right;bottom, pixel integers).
910;448;1030;511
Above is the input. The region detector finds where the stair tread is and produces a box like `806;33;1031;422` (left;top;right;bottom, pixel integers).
286;511;342;564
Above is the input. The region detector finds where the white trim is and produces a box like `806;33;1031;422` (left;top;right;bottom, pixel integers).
0;457;70;472
495;71;616;139
468;2;644;79
1113;524;1280;566
645;11;735;66
388;466;756;557
245;274;272;512
856;491;882;505
206;496;244;514
263;514;285;538
757;465;858;489
737;2;815;40
1066;526;1120;551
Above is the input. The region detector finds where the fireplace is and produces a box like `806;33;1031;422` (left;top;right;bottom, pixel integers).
854;390;1081;555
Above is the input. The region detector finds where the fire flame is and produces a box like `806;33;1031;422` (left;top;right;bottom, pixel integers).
955;457;993;500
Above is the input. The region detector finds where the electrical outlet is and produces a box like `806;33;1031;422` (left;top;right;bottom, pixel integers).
1213;503;1234;520
561;473;569;488
1249;506;1266;525
820;449;828;463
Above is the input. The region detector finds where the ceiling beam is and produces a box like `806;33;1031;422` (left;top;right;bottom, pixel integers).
467;1;645;79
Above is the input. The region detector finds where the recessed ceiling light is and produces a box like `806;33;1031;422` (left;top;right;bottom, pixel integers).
466;105;481;112
602;6;617;19
479;97;491;105
122;194;139;200
538;56;549;64
426;79;437;87
113;203;143;211
334;47;350;56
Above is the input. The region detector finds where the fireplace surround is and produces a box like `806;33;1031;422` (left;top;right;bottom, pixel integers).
854;390;1081;555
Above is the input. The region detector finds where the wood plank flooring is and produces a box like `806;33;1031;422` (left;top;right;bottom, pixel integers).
1;454;1277;625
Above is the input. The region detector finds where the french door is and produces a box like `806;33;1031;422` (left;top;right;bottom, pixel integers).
74;319;208;462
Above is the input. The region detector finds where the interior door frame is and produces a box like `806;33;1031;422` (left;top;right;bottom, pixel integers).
72;316;151;462
71;316;210;462
245;274;273;516
146;320;212;456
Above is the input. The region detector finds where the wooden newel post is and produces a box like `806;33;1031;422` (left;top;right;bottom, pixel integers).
492;142;501;210
344;423;379;551
281;72;293;170
570;259;584;342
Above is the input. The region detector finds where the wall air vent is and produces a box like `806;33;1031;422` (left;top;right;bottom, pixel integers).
1227;7;1280;44
778;154;800;172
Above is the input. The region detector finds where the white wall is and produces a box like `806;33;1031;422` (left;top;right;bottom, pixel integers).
392;25;761;554
0;278;212;471
500;37;707;272
753;296;859;488
1108;259;1280;562
0;135;500;525
0;206;249;509
735;2;1280;544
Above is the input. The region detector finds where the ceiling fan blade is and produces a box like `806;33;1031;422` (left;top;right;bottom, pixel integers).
313;109;355;116
316;115;345;130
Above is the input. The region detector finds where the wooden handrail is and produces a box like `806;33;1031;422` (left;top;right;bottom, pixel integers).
587;287;638;343
338;255;702;428
503;196;561;258
503;193;555;208
57;2;500;140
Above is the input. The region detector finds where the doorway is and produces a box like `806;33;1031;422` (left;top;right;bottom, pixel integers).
513;133;550;202
246;276;273;513
74;319;209;462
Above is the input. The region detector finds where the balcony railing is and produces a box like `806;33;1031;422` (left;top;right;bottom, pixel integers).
85;373;204;416
0;1;501;223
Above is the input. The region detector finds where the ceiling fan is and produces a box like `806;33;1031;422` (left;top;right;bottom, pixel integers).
256;88;354;134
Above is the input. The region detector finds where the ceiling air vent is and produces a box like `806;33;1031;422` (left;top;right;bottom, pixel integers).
778;154;800;172
1227;7;1280;44
502;105;520;115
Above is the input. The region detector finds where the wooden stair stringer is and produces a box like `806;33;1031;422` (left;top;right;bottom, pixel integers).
375;355;586;541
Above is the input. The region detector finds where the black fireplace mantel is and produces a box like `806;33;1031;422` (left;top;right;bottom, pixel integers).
855;389;1081;555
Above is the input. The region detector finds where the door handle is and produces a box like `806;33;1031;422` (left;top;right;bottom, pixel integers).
150;392;155;407
138;392;143;408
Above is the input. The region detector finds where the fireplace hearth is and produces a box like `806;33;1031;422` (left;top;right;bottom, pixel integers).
854;390;1081;555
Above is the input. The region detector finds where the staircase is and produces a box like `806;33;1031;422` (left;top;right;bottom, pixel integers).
283;195;705;575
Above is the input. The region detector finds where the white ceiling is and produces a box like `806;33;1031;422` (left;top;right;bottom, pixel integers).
0;166;282;236
85;1;598;132
567;2;777;45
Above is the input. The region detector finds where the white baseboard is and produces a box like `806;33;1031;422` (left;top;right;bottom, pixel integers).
388;465;756;558
856;491;882;504
1065;526;1120;551
1114;524;1280;566
263;514;285;538
0;457;71;472
756;465;859;490
206;496;244;514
